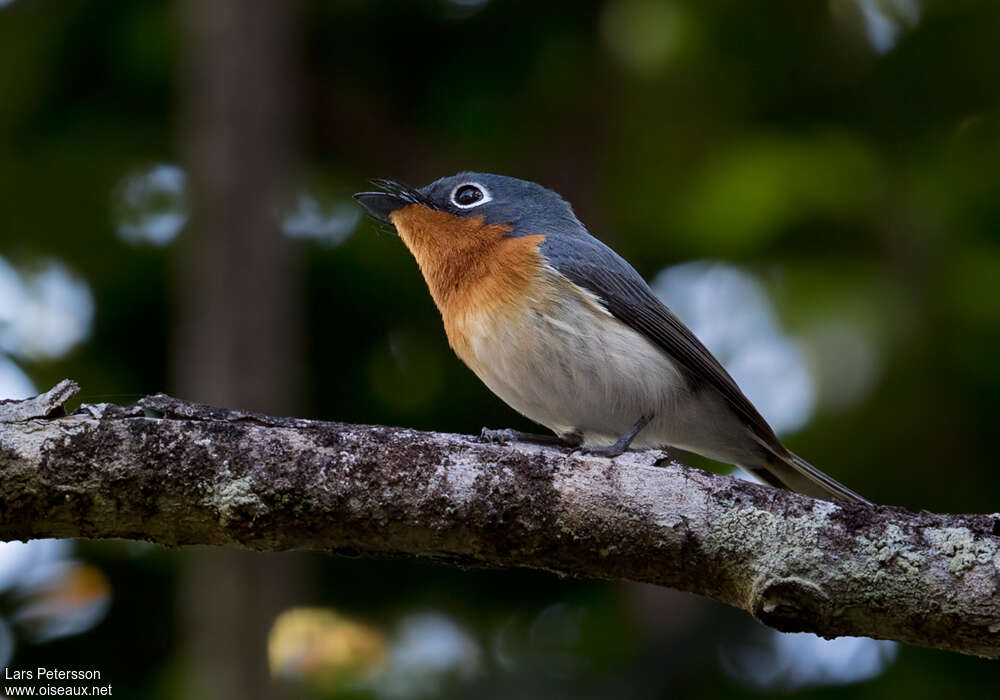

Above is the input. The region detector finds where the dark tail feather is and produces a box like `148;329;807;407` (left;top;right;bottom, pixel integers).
747;451;871;505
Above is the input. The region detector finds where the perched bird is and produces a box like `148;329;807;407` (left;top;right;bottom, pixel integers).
354;173;868;504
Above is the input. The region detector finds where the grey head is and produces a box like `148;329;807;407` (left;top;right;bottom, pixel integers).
353;172;588;238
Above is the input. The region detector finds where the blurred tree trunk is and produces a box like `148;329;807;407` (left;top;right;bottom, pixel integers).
174;1;309;698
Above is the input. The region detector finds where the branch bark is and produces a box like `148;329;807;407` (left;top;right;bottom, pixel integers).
2;382;999;658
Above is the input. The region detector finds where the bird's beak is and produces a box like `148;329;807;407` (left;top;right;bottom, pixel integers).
353;178;430;223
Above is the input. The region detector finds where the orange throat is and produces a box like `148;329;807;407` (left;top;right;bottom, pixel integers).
389;204;546;354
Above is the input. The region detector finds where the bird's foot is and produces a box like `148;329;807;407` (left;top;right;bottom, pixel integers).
479;428;582;448
574;414;653;459
576;442;629;458
479;427;521;444
479;428;562;446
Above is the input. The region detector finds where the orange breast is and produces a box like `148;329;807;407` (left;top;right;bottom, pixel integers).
389;205;547;361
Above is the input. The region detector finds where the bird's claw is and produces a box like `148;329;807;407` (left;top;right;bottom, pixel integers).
575;444;627;458
479;427;520;444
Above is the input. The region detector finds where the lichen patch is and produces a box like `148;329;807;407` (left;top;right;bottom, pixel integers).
856;523;924;577
924;527;997;576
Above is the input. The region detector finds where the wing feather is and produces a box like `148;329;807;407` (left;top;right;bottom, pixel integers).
540;234;782;451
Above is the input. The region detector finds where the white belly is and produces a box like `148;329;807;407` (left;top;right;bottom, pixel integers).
456;281;754;460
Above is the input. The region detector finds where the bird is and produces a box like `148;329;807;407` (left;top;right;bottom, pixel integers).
354;173;869;504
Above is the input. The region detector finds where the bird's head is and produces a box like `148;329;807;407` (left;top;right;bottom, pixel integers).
354;172;588;311
353;172;583;246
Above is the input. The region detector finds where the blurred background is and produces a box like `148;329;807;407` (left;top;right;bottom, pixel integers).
1;0;999;697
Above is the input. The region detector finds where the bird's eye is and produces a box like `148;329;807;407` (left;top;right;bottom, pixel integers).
450;183;491;209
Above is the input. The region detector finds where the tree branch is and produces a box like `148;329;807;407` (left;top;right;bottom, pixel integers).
1;382;998;658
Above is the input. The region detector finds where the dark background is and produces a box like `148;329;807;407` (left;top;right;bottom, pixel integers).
1;0;999;697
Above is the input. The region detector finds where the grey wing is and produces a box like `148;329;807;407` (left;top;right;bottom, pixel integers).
540;234;784;452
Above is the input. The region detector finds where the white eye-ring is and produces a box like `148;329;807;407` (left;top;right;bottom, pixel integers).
450;182;492;209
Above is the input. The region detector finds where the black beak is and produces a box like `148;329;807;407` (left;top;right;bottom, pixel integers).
353;178;430;223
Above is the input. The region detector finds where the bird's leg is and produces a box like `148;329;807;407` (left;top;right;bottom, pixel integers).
479;427;582;448
577;414;653;458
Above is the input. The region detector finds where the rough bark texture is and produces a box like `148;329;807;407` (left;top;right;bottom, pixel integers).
2;382;999;659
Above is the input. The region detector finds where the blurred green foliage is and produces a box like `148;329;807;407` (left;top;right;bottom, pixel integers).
2;0;1000;697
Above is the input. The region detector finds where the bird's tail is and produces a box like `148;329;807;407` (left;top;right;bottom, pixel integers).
746;450;871;505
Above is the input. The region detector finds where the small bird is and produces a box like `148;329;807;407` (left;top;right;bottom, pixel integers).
354;173;868;504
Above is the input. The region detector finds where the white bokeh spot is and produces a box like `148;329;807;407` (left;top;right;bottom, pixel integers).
0;256;94;361
651;260;815;435
374;612;482;698
114;163;188;246
850;0;921;54
0;356;36;400
720;630;899;690
281;194;360;247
